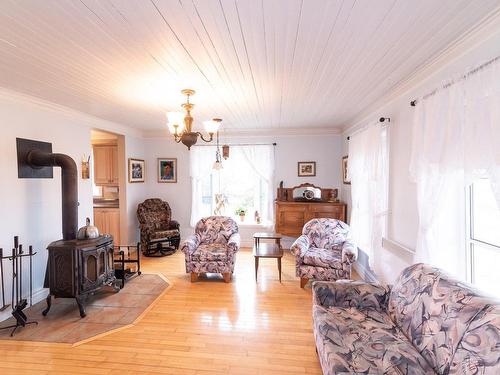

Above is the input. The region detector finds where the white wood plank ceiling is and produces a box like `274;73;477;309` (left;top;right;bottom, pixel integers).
0;0;499;133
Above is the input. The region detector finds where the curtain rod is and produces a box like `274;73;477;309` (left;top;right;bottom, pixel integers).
347;117;390;140
193;142;277;147
410;55;500;107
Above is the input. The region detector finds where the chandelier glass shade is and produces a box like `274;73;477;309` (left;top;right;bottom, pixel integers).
167;89;221;150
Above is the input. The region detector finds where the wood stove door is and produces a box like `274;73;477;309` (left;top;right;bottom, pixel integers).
105;244;115;279
80;247;108;292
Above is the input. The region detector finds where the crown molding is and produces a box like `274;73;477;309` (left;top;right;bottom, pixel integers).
341;5;500;135
0;87;143;138
142;126;342;139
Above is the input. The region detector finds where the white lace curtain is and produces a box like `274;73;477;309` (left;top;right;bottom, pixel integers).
410;57;500;279
190;144;275;227
348;122;388;273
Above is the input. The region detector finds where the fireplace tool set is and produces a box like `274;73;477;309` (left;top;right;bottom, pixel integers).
0;235;38;336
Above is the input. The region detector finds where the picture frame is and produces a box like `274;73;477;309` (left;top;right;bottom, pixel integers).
128;158;145;183
158;158;177;183
297;161;316;177
342;156;351;184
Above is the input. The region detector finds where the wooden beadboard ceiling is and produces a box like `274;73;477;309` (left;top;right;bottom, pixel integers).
0;0;499;133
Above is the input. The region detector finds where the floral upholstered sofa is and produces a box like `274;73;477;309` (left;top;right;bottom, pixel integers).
291;218;357;288
312;263;500;374
181;216;240;283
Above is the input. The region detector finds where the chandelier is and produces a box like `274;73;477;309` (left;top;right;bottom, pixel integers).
167;89;221;150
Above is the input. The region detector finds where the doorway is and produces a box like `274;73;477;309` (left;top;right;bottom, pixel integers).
90;129;128;245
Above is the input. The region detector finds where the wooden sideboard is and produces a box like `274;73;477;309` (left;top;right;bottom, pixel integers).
275;201;346;237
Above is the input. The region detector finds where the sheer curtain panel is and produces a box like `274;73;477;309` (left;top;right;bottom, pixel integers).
410;57;500;280
348;122;388;275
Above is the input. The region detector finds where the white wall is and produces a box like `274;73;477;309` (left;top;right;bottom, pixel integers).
124;135;148;244
342;26;500;283
0;90;142;322
137;133;343;245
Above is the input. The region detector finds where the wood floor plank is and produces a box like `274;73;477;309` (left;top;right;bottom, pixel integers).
0;248;322;374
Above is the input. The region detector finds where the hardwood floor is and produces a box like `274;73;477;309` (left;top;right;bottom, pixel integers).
0;248;323;374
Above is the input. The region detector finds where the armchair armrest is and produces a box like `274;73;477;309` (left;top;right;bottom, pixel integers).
290;235;309;258
181;234;200;256
168;220;180;230
227;233;241;253
312;280;391;312
342;239;358;264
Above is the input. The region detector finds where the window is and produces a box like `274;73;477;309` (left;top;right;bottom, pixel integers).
466;178;500;297
190;145;274;226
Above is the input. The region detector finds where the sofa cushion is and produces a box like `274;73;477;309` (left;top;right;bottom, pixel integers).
302;247;343;269
388;263;492;374
313;305;434;375
448;304;500;374
191;243;228;262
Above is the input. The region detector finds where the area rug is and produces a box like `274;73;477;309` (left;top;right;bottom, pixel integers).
0;274;168;344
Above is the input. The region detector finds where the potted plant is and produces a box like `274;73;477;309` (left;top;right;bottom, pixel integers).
235;207;247;222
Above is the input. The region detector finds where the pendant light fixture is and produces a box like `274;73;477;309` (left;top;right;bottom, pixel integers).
213;131;223;170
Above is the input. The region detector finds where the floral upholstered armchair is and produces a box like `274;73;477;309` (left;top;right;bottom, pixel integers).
137;198;180;256
290;218;357;288
181;216;240;283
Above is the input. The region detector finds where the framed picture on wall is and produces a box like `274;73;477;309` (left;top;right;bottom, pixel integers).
158;158;177;183
128;158;145;183
342;156;351;184
298;161;316;177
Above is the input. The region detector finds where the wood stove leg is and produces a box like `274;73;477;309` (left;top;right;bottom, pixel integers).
42;294;51;316
190;272;198;283
76;296;86;318
223;273;231;283
300;277;308;288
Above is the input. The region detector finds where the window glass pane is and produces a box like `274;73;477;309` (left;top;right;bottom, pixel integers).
471;243;500;298
471;179;500;246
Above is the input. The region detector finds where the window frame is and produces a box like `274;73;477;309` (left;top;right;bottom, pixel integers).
465;180;500;285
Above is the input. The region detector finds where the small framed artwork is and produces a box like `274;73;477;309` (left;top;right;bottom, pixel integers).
128;158;145;183
298;161;316;177
158;158;177;183
342;156;351;184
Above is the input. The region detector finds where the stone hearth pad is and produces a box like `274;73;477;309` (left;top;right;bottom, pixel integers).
0;274;168;344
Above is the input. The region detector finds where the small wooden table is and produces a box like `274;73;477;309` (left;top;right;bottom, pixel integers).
253;244;284;282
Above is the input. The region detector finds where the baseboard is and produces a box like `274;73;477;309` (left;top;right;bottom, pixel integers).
354;261;378;283
0;288;48;323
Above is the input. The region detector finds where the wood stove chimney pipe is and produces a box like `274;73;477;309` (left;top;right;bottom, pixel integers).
26;150;78;241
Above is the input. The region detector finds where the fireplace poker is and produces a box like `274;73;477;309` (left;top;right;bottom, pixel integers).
19;244;23;305
14;237;19;306
29;246;33;306
0;248;8;311
11;247;15;310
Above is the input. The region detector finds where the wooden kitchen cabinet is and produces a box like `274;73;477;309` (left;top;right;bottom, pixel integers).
275;201;346;237
94;208;120;245
93;145;118;185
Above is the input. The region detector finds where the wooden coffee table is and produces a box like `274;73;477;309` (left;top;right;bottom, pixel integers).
253;243;284;282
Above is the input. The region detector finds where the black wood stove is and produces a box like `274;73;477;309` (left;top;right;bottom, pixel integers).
17;138;118;318
43;236;116;318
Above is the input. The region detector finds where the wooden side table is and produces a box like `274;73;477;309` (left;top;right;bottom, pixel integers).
253;232;283;248
253;232;284;282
